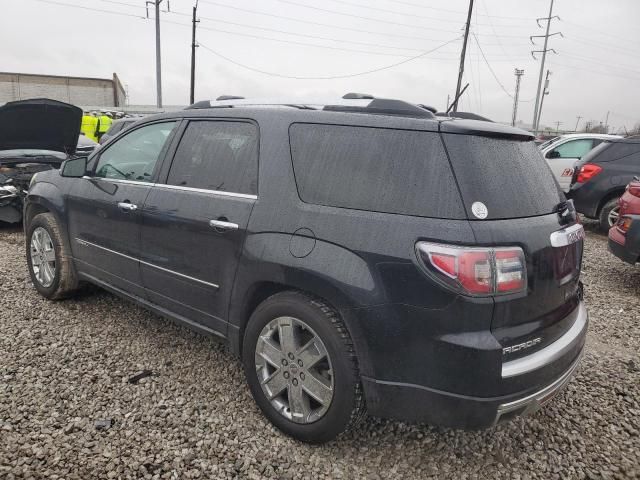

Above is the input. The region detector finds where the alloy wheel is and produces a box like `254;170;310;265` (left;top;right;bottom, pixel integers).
30;227;56;288
254;316;334;424
608;206;620;227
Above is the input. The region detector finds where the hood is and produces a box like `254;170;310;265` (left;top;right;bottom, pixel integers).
0;98;82;154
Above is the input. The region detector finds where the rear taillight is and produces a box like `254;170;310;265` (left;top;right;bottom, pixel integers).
617;216;633;233
627;183;640;198
576;163;602;183
416;242;527;296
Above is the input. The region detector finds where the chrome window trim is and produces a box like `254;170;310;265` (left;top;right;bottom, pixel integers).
82;176;153;187
75;238;220;289
154;183;258;200
80;176;257;199
502;302;587;378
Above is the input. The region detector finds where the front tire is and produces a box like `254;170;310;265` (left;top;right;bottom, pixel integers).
599;198;620;232
26;213;79;299
242;291;365;443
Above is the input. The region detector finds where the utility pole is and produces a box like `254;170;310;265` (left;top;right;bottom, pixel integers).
511;68;524;126
146;0;167;108
536;70;551;131
575;115;582;132
531;0;562;133
604;111;610;133
453;0;474;113
554;121;562;133
190;1;199;105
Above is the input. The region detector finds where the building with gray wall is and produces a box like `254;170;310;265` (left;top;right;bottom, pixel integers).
0;72;127;108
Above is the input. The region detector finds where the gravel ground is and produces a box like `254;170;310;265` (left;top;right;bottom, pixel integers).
0;223;638;479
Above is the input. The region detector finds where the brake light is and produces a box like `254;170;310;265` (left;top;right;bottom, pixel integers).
617;216;633;233
576;163;602;183
416;242;526;296
627;183;640;198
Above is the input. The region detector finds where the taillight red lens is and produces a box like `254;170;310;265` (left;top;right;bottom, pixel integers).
576;163;602;183
416;242;527;296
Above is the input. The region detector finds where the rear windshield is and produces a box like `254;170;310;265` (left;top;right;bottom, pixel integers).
442;134;563;220
289;123;466;219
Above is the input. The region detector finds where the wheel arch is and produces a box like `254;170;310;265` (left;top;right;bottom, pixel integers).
596;188;625;216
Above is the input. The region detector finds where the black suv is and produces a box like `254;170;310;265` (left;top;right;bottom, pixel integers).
24;95;588;443
568;137;640;231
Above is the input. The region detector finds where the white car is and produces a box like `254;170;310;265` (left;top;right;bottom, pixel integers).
540;133;622;192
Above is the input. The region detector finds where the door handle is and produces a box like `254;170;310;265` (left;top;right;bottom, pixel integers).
117;201;138;212
209;218;239;231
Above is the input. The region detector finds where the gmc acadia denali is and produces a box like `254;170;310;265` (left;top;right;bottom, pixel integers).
24;95;588;443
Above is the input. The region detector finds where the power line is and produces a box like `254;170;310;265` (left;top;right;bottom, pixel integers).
562;20;640;47
547;60;640;82
34;0;146;19
197;35;462;80
269;0;527;37
384;0;532;20
472;33;513;99
323;0;528;27
168;10;440;53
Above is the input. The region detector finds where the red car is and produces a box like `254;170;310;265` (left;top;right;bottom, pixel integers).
608;177;640;264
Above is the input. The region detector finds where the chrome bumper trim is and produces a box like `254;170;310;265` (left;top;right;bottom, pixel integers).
495;351;582;426
502;302;588;378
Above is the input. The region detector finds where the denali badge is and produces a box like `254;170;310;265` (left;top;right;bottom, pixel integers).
503;337;541;355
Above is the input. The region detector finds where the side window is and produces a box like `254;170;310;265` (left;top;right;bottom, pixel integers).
289;123;466;219
166;121;258;195
94;121;177;182
551;139;594;159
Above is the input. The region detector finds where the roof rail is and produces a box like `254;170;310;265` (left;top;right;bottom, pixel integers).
435;111;494;122
216;95;245;101
324;98;435;119
342;92;375;100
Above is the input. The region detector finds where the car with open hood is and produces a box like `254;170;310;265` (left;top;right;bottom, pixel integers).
0;98;83;224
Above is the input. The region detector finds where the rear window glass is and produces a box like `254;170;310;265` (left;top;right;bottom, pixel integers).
289;123;466;219
442;134;563;220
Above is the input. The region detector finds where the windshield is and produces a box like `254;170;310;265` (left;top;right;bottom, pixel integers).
0;149;67;159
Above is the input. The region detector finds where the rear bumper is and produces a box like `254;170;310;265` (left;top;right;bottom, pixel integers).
361;302;588;429
608;216;640;264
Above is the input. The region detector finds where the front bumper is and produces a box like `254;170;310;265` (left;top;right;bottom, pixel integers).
361;302;588;429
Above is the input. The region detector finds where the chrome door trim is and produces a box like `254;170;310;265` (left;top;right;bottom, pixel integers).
82;176;153;187
81;176;258;200
153;183;258;200
75;238;220;289
117;202;138;212
502;302;587;378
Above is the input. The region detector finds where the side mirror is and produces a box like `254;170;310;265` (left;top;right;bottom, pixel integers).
61;157;88;178
546;150;561;159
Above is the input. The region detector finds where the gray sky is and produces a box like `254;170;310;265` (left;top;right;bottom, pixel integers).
2;0;639;131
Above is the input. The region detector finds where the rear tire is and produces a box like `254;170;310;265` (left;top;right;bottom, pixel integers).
26;213;79;299
242;291;365;443
598;198;620;232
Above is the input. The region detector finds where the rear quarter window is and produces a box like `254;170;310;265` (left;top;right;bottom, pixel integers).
442;134;563;220
289;123;466;219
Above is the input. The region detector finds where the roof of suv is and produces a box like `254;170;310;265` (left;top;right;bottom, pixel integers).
176;95;535;141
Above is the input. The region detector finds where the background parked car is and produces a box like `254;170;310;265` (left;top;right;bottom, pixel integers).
568;137;640;231
608;177;640;264
98;118;138;145
0;98;81;224
540;134;622;192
